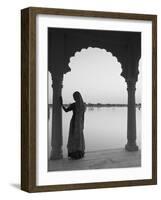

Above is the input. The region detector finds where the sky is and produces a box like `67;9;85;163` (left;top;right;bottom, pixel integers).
48;47;141;104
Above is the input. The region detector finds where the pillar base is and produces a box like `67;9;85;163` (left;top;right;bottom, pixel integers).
125;142;138;152
50;148;63;160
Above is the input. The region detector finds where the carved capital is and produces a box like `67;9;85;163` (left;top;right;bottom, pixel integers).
126;79;136;92
50;72;63;89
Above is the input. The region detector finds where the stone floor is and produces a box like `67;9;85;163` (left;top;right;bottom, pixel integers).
48;148;141;171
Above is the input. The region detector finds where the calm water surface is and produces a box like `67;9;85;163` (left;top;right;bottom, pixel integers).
48;107;141;158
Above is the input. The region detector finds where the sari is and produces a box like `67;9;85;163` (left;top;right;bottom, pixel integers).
65;93;86;159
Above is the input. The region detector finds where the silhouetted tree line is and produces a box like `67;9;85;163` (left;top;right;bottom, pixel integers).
48;103;141;108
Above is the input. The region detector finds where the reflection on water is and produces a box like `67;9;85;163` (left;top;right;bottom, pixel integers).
48;107;141;158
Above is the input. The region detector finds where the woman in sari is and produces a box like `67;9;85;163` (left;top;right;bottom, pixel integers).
60;91;86;159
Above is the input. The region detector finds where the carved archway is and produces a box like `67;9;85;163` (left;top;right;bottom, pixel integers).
48;27;141;159
68;47;123;78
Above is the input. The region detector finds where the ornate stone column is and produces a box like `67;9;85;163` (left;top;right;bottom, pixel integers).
125;79;139;151
50;73;63;160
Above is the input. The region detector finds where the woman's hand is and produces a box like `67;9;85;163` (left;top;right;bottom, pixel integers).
59;96;63;106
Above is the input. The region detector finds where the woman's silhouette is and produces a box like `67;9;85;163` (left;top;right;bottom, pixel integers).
60;91;86;159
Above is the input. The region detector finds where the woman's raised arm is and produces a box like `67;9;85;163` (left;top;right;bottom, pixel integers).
62;105;72;112
60;96;73;112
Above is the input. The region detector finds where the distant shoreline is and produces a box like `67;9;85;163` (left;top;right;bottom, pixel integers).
48;103;141;108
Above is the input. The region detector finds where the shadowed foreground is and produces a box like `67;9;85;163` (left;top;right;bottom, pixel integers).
48;148;141;171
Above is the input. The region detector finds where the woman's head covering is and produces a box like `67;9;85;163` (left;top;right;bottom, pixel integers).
73;91;86;113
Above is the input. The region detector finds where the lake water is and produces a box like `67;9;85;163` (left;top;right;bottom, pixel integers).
48;107;141;158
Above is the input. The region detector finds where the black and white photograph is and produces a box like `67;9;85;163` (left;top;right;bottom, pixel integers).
21;7;157;192
47;27;142;172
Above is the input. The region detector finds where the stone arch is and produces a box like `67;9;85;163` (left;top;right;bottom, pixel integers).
67;47;123;78
48;27;141;159
63;41;129;81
